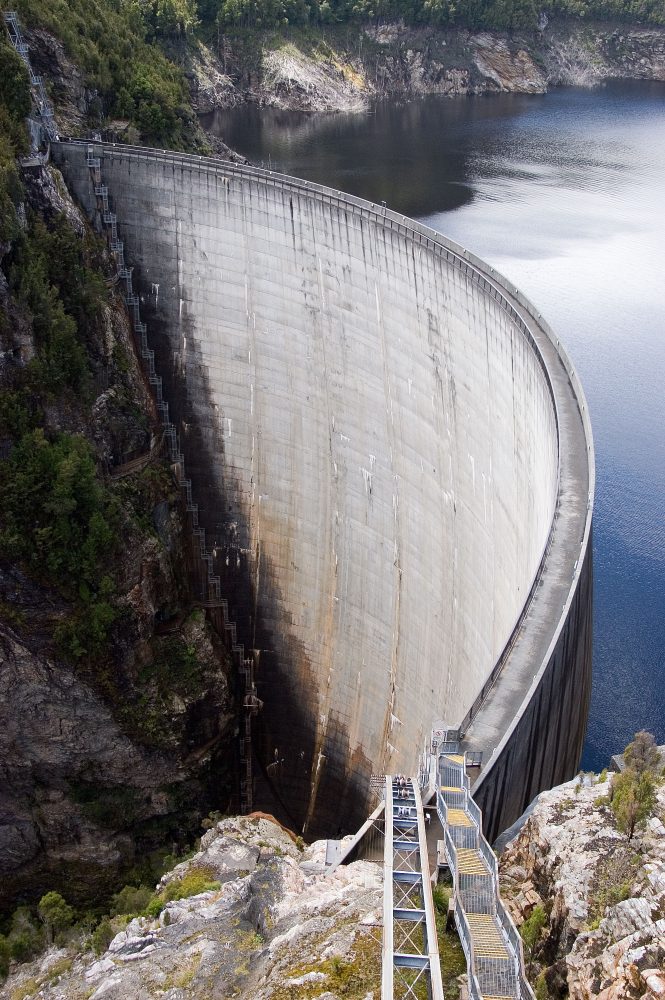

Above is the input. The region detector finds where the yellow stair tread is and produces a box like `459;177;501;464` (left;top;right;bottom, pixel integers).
466;914;510;958
457;849;489;874
470;941;509;957
444;754;466;764
440;785;463;792
447;808;474;828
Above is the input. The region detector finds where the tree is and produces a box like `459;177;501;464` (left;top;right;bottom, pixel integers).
624;730;661;775
611;769;656;840
0;934;10;981
519;903;546;973
38;892;75;944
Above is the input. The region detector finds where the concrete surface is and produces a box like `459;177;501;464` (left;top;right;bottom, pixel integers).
53;142;594;839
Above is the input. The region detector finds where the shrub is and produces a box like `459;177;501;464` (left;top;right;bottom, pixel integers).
162;866;221;901
535;970;548;1000
110;884;154;917
432;884;449;915
38;892;75;944
91;917;114;956
0;37;29;242
624;731;661;776
145;896;165;918
0;428;120;657
145;865;222;917
0;934;10;981
611;769;657;839
520;904;546;972
7;908;42;962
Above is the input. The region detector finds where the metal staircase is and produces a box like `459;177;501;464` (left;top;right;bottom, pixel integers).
383;776;444;1000
3;11;59;145
436;739;534;1000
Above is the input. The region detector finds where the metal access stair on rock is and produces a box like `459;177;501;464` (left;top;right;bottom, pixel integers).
436;737;535;1000
383;776;444;1000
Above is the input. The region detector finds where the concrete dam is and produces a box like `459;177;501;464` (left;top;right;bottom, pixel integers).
54;141;594;842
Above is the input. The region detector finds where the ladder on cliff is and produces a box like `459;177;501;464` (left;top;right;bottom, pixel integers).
82;143;258;816
3;11;60;144
383;775;444;1000
436;739;535;1000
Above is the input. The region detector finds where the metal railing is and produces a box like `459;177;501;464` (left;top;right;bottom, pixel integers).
437;742;535;1000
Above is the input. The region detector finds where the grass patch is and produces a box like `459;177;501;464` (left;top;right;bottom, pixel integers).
433;885;466;999
164;952;202;989
146;864;221;916
269;927;381;1000
11;980;40;1000
587;846;640;929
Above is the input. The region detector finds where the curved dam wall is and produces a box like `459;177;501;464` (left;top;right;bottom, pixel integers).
54;142;593;839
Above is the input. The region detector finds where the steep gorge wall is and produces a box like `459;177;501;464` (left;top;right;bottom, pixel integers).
54;143;592;838
192;22;665;115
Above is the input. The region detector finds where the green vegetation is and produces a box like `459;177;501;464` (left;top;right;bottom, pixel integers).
535;970;548;1000
520;904;546;972
7;210;105;396
0;935;10;981
38;893;75;945
0;37;29;244
0;907;44;978
611;768;657;839
432;884;466;999
201;0;665;35
69;783;141;828
115;630;211;748
268;927;382;1000
587;843;641;929
14;0;202;148
0;168;128;664
609;730;660;840
624;729;662;775
0;426;121;658
211;0;664;31
110;884;154;917
144;864;222;917
7;0;664;164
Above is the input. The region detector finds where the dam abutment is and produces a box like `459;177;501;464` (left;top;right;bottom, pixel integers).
52;141;594;839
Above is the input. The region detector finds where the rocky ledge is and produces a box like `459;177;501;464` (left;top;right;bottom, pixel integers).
1;816;383;1000
499;773;665;1000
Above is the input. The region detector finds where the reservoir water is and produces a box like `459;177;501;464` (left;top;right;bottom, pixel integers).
203;82;665;770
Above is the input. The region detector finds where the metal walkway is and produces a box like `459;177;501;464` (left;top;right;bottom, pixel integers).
436;740;534;1000
383;776;444;1000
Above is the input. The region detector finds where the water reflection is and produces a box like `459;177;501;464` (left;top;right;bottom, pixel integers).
203;94;552;215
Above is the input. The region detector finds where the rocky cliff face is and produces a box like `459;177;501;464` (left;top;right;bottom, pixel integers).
190;21;665;115
499;774;665;1000
0;815;383;1000
0;161;236;913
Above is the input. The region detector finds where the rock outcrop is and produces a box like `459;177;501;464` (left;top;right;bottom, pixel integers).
0;161;236;911
499;774;665;1000
1;816;383;1000
192;21;665;116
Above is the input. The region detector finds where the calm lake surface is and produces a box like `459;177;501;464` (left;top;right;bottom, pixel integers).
203;82;665;770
